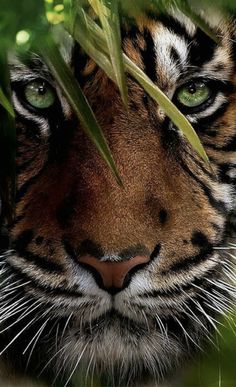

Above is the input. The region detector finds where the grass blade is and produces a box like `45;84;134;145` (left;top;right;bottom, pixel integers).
38;35;122;185
64;4;116;83
0;87;15;118
68;11;209;162
124;56;209;162
174;0;219;43
88;0;128;106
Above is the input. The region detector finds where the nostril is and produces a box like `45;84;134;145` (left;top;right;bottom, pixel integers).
79;255;151;292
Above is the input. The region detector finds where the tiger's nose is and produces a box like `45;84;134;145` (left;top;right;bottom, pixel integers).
79;255;150;294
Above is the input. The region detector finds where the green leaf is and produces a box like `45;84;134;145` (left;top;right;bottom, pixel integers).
88;0;128;106
64;4;116;83
67;11;209;163
124;55;209;162
0;87;15;118
174;0;219;43
38;35;122;185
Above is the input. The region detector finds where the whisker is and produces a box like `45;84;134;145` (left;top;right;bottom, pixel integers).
64;343;89;387
2;280;31;293
39;343;68;377
85;351;95;387
60;313;73;344
0;299;42;333
0;315;38;356
154;315;168;341
0;297;30;325
174;316;202;350
25;317;50;369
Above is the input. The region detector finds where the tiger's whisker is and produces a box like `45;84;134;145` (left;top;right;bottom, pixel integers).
0;300;42;333
0;315;38;356
25;317;50;369
64;343;89;387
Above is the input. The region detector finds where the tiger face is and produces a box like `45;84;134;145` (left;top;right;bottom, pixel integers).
1;10;236;387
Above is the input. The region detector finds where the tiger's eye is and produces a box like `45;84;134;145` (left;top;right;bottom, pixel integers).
24;81;55;109
177;81;210;108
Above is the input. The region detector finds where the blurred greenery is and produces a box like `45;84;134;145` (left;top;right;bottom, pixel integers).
183;315;236;387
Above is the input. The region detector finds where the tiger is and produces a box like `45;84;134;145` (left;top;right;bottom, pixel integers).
0;5;236;387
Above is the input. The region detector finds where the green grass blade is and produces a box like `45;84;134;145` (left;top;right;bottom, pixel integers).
0;87;15;118
38;36;122;185
88;0;128;106
64;5;116;83
68;12;208;162
124;55;209;162
174;0;219;43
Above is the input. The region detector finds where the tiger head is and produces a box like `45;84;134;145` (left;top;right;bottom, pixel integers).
1;9;236;387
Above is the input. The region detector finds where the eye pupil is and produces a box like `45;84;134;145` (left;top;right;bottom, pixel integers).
38;84;47;95
188;83;197;94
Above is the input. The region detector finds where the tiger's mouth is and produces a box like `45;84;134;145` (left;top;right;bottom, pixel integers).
74;308;156;336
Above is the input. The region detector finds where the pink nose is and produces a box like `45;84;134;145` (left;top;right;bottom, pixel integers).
79;255;150;291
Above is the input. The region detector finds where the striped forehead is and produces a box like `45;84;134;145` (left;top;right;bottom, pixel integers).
132;13;233;88
152;22;190;85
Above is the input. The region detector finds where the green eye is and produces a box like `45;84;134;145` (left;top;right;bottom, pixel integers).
24;81;56;109
177;81;210;108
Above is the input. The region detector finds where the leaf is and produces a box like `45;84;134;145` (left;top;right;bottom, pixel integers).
67;11;209;162
38;35;122;185
174;0;219;43
0;87;15;118
64;4;116;83
124;56;209;162
88;0;128;106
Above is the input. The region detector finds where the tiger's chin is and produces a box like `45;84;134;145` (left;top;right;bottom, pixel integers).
55;309;202;387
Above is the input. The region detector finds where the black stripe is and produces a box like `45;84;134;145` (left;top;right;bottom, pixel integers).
183;149;216;180
12;229;34;250
16;250;64;273
170;46;183;70
11;214;25;226
142;268;220;298
73;42;96;87
206;135;236;152
218;163;236;184
16;157;37;174
194;102;229;135
180;161;228;214
5;263;83;298
205;136;236;152
149;13;192;43
164;245;213;273
63;238;80;261
12;230;64;273
15;165;46;203
188;28;217;67
16;116;42;140
220;134;236;152
121;22;140;49
140;28;157;83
